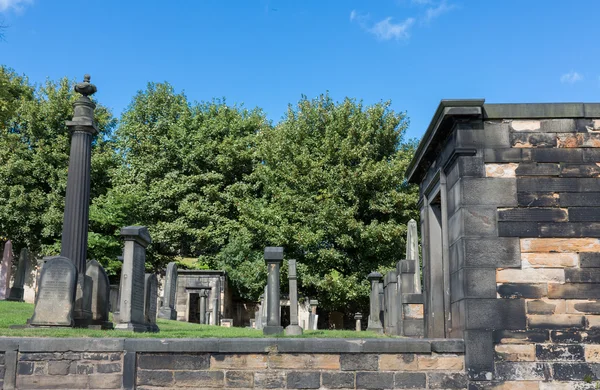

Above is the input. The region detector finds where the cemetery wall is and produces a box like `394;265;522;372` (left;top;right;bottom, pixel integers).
0;337;465;389
408;101;600;389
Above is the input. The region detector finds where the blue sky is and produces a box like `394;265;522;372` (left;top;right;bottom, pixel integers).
1;0;599;140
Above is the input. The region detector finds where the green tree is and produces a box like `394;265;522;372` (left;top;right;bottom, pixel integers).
0;66;117;264
234;94;419;311
93;82;269;277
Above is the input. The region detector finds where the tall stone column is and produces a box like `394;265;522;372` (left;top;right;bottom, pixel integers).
367;272;384;333
263;247;284;335
212;278;221;326
199;289;208;324
285;259;302;335
61;75;98;326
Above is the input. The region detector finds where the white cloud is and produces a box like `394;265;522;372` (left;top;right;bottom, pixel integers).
423;0;455;23
0;0;32;12
560;71;583;84
370;17;415;41
350;10;414;41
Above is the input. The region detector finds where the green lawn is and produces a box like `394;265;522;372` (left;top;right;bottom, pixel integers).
0;301;387;338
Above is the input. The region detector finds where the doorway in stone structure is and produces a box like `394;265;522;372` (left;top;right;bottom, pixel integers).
188;292;200;323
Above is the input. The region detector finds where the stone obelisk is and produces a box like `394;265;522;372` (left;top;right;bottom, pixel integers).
61;74;98;326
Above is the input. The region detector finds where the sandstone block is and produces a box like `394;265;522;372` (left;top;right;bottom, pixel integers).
268;353;339;370
497;268;565;283
417;354;464;370
485;163;517;178
378;354;417;371
521;238;600;253
495;344;535;362
211;354;267;370
522;253;578;268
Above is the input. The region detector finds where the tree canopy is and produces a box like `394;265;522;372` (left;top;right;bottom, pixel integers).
0;65;419;314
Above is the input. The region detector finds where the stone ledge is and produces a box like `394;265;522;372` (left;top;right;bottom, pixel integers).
0;338;465;354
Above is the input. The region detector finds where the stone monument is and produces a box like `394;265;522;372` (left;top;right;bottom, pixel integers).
261;285;268;328
308;299;319;330
61;75;98;327
367;271;383;333
263;246;284;335
199;289;209;324
158;261;178;320
354;312;362;331
144;273;159;332
115;226;152;332
0;240;13;300
212;277;221;325
29;256;77;326
86;260;113;329
8;247;29;301
406;219;421;293
285;259;303;335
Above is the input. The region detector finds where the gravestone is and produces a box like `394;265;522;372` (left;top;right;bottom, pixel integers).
308;299;318;330
261;286;268;328
406;219;421;293
29;256;77;326
0;240;13;300
144;273;159;332
109;284;119;313
367;272;383;333
263;247;284;335
86;260;113;329
8;248;29;301
285;259;303;335
158;262;178;320
115;226;152;332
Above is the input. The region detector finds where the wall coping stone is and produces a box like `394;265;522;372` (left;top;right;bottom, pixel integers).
0;337;464;354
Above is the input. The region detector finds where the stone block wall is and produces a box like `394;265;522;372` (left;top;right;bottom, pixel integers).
15;351;122;389
407;101;600;388
136;351;466;389
0;337;465;389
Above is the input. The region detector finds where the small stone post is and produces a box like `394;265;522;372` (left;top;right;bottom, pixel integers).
8;247;29;301
309;299;319;330
199;289;208;324
367;272;384;333
285;259;303;335
0;240;13;300
61;75;98;326
263;246;284;335
354;312;362;331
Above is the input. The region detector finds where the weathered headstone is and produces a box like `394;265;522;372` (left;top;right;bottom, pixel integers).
86;260;113;329
285;259;303;335
109;284;119;313
220;318;233;327
367;272;383;333
263;247;284;335
261;286;268;329
115;226;152;332
30;256;77;326
406;219;421;293
0;240;13;300
8;247;29;301
158;262;178;320
144;273;159;332
354;312;362;331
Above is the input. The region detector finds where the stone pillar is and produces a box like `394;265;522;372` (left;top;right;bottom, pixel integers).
0;240;13;300
263;246;284;335
355;312;362;331
406;219;421;293
367;272;383;333
61;75;98;326
115;226;152;332
199;289;208;324
285;259;302;335
385;271;399;335
212;278;221;326
262;286;268;328
8;248;29;301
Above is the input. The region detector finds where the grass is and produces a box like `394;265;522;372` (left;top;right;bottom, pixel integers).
0;300;388;338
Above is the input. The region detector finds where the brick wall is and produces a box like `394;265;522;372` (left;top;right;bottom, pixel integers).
0;338;465;389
